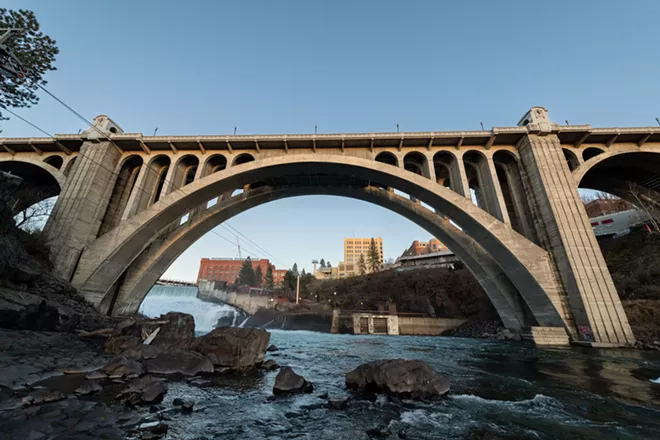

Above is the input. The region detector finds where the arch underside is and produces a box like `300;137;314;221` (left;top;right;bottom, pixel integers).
579;152;660;208
108;183;538;330
0;160;62;213
72;155;570;332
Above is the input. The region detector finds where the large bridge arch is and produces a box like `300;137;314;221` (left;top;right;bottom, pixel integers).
71;154;571;332
0;157;65;213
108;185;537;331
574;150;660;207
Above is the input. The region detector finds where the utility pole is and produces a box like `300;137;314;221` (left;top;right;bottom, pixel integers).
295;275;300;304
236;237;242;259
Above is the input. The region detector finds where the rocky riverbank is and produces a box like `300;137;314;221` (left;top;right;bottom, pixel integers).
0;308;278;439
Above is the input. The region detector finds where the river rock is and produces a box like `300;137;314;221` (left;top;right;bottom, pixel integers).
327;397;350;410
191;327;270;370
267;344;279;352
151;312;196;348
262;359;279;371
345;359;450;400
119;376;167;405
74;380;103;395
273;366;313;394
181;400;194;413
21;388;66;406
144;349;214;376
101;357;146;379
105;312;196;355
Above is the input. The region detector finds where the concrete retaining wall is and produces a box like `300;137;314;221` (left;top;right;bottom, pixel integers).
398;317;467;336
198;280;271;315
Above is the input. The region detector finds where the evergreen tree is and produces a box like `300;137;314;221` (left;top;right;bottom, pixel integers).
237;257;257;286
358;253;367;275
292;263;299;277
0;9;59;122
254;265;263;287
283;269;297;291
327;261;331;268
265;265;274;288
368;238;380;273
301;268;307;276
319;258;326;268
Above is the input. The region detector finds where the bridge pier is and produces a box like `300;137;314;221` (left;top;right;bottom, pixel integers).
44;118;123;281
517;108;634;345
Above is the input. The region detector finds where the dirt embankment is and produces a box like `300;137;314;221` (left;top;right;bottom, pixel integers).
603;230;660;346
309;265;498;321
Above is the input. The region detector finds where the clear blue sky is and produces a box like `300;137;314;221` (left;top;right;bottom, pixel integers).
3;1;660;280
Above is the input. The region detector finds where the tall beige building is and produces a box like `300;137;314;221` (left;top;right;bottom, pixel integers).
344;237;383;268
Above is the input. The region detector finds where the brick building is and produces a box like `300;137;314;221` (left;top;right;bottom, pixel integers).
584;197;633;217
197;258;285;286
399;238;447;258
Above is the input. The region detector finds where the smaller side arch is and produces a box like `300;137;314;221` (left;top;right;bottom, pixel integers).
582;147;605;162
375;151;398;167
433;151;461;192
201;154;228;177
171;154;200;188
233;153;255;166
403;151;430;178
44;155;64;170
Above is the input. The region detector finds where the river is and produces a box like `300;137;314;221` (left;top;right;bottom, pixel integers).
138;285;660;439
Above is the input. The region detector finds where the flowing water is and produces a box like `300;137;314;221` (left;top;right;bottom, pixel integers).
139;286;660;439
139;285;243;333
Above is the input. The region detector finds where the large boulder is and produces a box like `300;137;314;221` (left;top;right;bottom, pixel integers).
191;327;270;370
105;312;196;354
273;366;313;395
345;359;450;400
145;349;214;376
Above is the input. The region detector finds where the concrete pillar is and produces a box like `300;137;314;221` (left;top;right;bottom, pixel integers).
159;162;179;197
455;156;472;199
121;164;149;220
44;141;122;280
470;156;509;223
498;161;538;242
518;133;635;345
484;157;511;224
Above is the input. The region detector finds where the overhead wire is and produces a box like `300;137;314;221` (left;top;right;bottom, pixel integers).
35;82;290;267
3;105;271;264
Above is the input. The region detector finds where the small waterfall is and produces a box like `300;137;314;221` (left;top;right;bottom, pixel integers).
139;284;245;334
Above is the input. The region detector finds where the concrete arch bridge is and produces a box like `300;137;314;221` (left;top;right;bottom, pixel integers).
2;107;659;347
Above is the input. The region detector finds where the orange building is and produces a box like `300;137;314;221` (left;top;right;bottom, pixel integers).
400;238;447;258
197;258;288;286
273;269;287;285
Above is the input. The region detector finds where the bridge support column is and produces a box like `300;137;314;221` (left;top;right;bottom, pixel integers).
484;156;511;224
454;155;471;199
518;131;635;346
44;141;121;281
